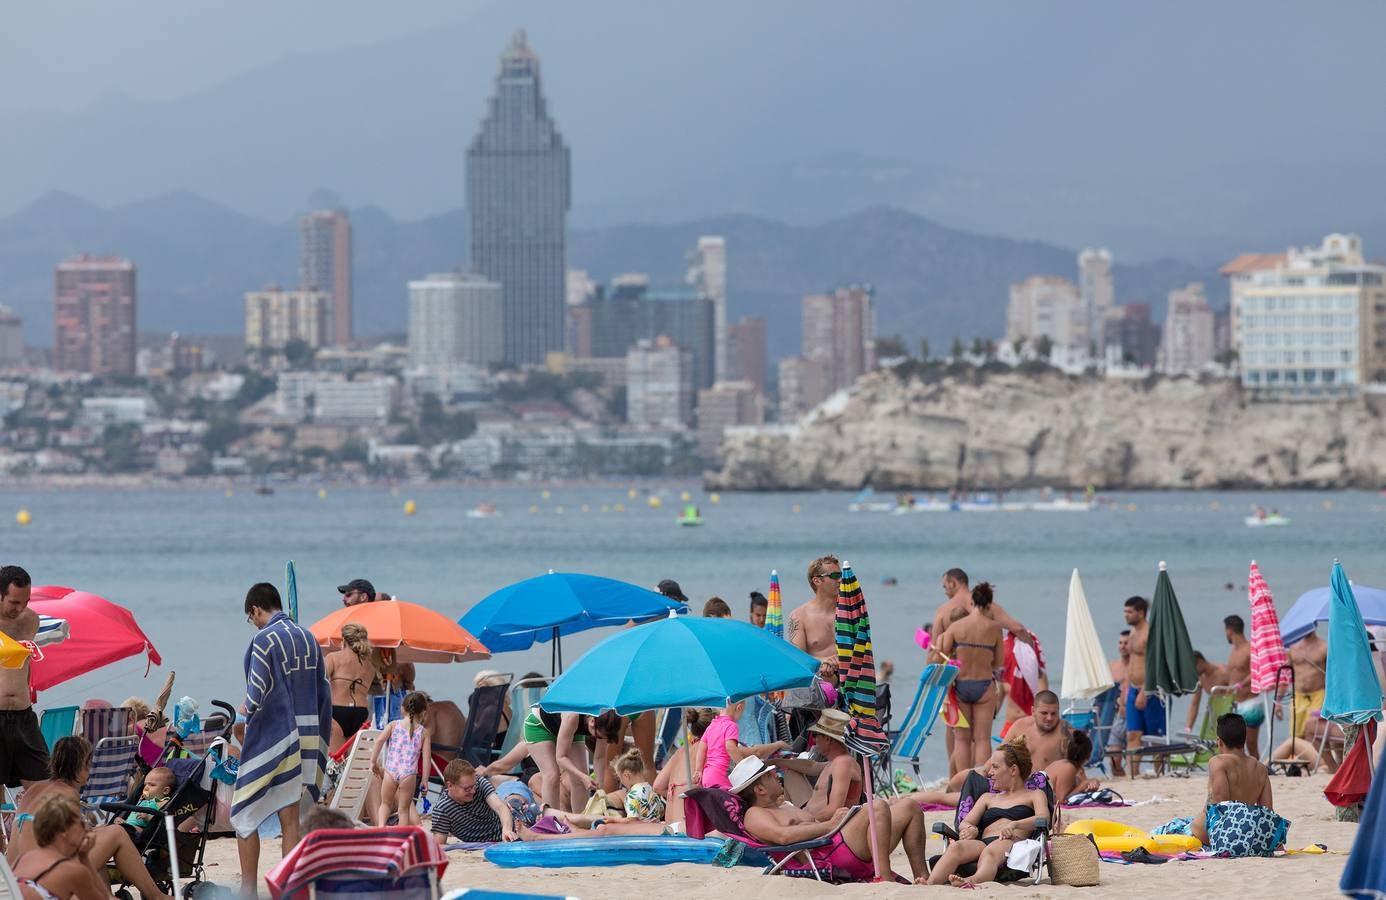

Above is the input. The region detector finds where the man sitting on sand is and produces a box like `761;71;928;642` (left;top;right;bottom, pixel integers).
1004;690;1069;773
736;756;930;884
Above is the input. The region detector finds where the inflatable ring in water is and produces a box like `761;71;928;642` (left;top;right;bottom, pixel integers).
484;835;770;868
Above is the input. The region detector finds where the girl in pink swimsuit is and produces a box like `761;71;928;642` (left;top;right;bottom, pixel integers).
372;691;432;826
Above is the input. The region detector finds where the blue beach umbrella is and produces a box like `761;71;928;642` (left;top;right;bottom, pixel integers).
1280;582;1386;646
1342;735;1386;898
285;559;299;623
460;572;686;673
538;615;820;716
1320;561;1384;727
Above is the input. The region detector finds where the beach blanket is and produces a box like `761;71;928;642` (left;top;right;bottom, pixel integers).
231;611;333;838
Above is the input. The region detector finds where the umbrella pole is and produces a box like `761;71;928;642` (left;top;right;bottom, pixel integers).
862;754;882;881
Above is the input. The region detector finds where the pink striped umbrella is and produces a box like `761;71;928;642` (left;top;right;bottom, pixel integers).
1248;561;1291;695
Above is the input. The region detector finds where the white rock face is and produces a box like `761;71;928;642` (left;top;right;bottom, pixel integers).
708;369;1386;490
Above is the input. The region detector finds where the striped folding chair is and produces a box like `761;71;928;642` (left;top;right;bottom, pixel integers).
265;825;447;900
877;662;958;793
78;706;133;744
79;735;140;814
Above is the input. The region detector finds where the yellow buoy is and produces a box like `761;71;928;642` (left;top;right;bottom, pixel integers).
680;491;691;502
627;488;638;499
541;490;551;500
317;488;328;499
791;504;801;514
647;496;663;509
15;508;31;526
614;503;625;513
403;499;417;516
709;493;720;504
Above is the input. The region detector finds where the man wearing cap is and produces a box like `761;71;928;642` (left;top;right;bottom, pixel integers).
338;578;377;606
733;754;929;883
656;579;689;605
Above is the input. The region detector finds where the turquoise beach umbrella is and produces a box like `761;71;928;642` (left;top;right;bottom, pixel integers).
1320;561;1384;727
538;615;819;715
285;559;299;623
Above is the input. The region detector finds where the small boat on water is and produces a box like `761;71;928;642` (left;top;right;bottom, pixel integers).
678;503;704;527
466;503;501;519
1245;514;1290;528
253;484;274;496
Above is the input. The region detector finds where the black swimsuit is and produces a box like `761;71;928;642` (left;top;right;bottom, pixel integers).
976;802;1035;844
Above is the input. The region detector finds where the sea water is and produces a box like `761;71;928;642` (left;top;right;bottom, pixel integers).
9;484;1383;781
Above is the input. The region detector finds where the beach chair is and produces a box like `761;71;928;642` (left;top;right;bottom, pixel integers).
1127;690;1231;777
264;825;447;900
328;729;382;822
78;706;133;743
876;663;957;793
459;681;510;767
39;705;79;751
684;787;862;882
653;706;685;768
496;676;548;765
930;769;1054;885
79;735;140;814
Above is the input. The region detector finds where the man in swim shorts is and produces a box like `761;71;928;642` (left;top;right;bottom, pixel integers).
1287;630;1327;739
1123;596;1166;775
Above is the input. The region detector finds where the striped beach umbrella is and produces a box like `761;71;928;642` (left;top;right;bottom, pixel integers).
1247;561;1290;695
765;569;783;638
835;562;887;748
36;613;69;647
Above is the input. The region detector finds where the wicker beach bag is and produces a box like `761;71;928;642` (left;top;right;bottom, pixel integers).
1047;832;1101;886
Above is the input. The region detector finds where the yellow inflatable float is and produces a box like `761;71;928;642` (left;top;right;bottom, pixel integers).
1064;819;1201;855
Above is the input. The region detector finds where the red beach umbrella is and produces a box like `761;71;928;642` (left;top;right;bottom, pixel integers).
28;586;162;692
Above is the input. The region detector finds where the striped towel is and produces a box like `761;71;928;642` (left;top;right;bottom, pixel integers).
35;614;69;647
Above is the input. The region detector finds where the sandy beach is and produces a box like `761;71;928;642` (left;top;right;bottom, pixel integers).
196;772;1357;898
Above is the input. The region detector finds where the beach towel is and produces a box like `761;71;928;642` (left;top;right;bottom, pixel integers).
231;611;333;839
1206;801;1289;857
1003;633;1045;717
1326;721;1378;807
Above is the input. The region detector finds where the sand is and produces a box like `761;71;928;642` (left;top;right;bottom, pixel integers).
194;772;1359;899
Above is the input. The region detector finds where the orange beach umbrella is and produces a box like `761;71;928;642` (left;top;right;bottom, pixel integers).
309;599;490;664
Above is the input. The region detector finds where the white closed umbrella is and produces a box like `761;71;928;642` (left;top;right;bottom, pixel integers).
1061;568;1113;700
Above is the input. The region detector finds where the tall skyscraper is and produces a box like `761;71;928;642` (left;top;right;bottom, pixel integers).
585;279;716;390
54;255;137;375
299;209;353;346
802;284;875;394
687;236;727;382
244;287;333;352
467;30;571;365
626;338;693;428
726;315;768;395
1078;248;1114;344
408;273;504;370
1101;303;1160;367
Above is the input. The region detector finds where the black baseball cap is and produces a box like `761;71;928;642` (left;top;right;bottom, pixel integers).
337;578;376;600
657;579;689;604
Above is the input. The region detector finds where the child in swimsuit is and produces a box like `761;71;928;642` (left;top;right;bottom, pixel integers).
122;766;175;835
371;691;431;827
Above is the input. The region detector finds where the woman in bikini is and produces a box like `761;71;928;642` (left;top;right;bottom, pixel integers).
325;623;381;752
927;735;1049;888
11;792;109;900
936;582;1005;770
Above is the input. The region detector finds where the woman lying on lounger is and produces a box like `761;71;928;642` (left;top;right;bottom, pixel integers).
926;735;1049;888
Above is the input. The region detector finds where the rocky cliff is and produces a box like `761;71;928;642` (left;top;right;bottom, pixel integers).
708;369;1386;491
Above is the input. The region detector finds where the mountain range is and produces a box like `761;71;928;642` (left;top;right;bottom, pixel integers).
0;191;1216;359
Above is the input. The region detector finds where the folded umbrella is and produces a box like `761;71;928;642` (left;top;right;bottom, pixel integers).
765;569;783;638
310;599;489;664
835;561;888;881
1247;561;1290;695
1060;568;1112;701
1342;719;1386;897
1143;562;1198;697
28;586;161;692
1320;561;1384;727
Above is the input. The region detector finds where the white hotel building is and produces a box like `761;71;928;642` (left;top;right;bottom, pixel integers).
1224;234;1386;396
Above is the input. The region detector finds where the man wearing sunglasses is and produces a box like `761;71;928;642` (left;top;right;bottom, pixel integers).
338;578;376;606
788;555;845;663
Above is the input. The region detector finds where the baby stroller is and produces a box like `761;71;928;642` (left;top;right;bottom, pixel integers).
102;700;237;898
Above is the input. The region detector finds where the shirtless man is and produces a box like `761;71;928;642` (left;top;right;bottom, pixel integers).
1004;690;1070;773
1222;615;1262;757
1287;630;1327;740
1123;596;1166;775
0;565;48;790
788;555;844;662
1106;630;1130;775
735;757;930;884
1191;712;1274;846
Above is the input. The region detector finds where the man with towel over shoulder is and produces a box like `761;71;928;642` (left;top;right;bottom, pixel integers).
232;582;334;895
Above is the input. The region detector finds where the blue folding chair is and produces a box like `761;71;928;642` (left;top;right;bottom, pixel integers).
496;675;549;763
39;705;79;751
874;663;958;792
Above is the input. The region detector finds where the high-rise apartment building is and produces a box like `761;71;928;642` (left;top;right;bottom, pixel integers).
726;315;768;395
585;279;716;390
687;237;727;382
1157;283;1215;374
299;209;352;346
1101;303;1160;367
54;255;137;375
1224;234;1386;394
1078;248;1114;345
626;338;693;428
1005;275;1085;352
696;380;764;459
244;288;333;352
408;273;504;370
802;284;875;395
0;306;23;368
778;356;828;421
467;31;571;365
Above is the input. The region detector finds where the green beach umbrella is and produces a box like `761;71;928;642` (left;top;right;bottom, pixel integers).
1143;561;1199;696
